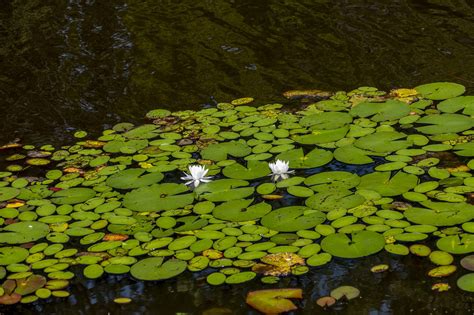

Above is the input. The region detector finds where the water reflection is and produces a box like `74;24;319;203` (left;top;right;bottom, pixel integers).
1;0;474;145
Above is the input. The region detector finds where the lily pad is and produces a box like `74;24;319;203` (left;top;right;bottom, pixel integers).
415;82;465;100
321;231;385;258
222;161;270;180
436;235;474;254
201;142;251;161
0;247;29;265
276;148;333;169
0;188;20;202
51;188;96;205
350;100;410;121
355;132;411;153
246;289;303;314
106;168;164;189
261;206;326;232
358;172;418;196
457;273;474;292
213;199;271;222
130;258;187;281
405;201;474;226
415;114;474;135
330;285;360;300
0;222;49;244
123;184;194;212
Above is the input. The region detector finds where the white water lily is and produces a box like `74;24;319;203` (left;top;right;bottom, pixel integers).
268;160;294;181
181;165;212;187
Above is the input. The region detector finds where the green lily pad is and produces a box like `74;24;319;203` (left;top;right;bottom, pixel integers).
350;100;410;121
354;132;411;153
195;179;254;202
225;271;256;284
415;114;474;135
293;126;349;144
276;148;333;169
51;188;96;205
429;251;454;266
0;247;29;265
438;96;474;115
306;190;365;212
333;145;374;165
222;161;270;180
457;273;474;292
201;142;251;161
358;172;418;196
0;222;49;244
404;201;474;226
415;82;465;100
106;168;164;189
305;171;360;191
436;235;474;254
321;231;385;258
123;184;194;211
213;199;271;222
0;188;20;202
261;206;326;232
130;258;187;281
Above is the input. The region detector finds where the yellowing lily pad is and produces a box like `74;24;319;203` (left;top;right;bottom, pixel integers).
246;288;303;314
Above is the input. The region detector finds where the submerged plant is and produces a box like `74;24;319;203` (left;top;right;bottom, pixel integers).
181;165;212;187
268;160;294;181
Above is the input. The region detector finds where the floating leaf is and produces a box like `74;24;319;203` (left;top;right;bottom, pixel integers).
316;296;336;308
415;114;474;135
130;258;186;281
415;82;465;100
427;265;457;277
350;100;410;121
457;273;474;292
106;168;163;189
436;235;474;254
246;289;303;314
213;199;271;222
261;206;326;232
201;142;251;161
460;255;474;271
123;184;194;212
222;161;270;180
321;231;385;258
330;286;360;300
276;148;333;169
14;275;46;295
358;172;418;197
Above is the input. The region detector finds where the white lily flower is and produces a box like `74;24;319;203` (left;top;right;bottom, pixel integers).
268;160;294;181
181;165;212;187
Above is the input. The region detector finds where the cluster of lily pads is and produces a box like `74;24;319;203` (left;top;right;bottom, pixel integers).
0;81;473;306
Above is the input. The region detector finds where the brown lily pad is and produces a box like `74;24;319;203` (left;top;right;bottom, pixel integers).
316;296;336;308
2;279;16;295
14;275;47;295
246;288;303;314
460;255;474;271
0;293;21;305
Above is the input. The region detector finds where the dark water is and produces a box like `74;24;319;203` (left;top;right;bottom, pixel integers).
2;0;474;145
1;0;474;314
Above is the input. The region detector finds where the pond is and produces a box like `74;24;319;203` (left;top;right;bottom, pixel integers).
0;1;474;314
